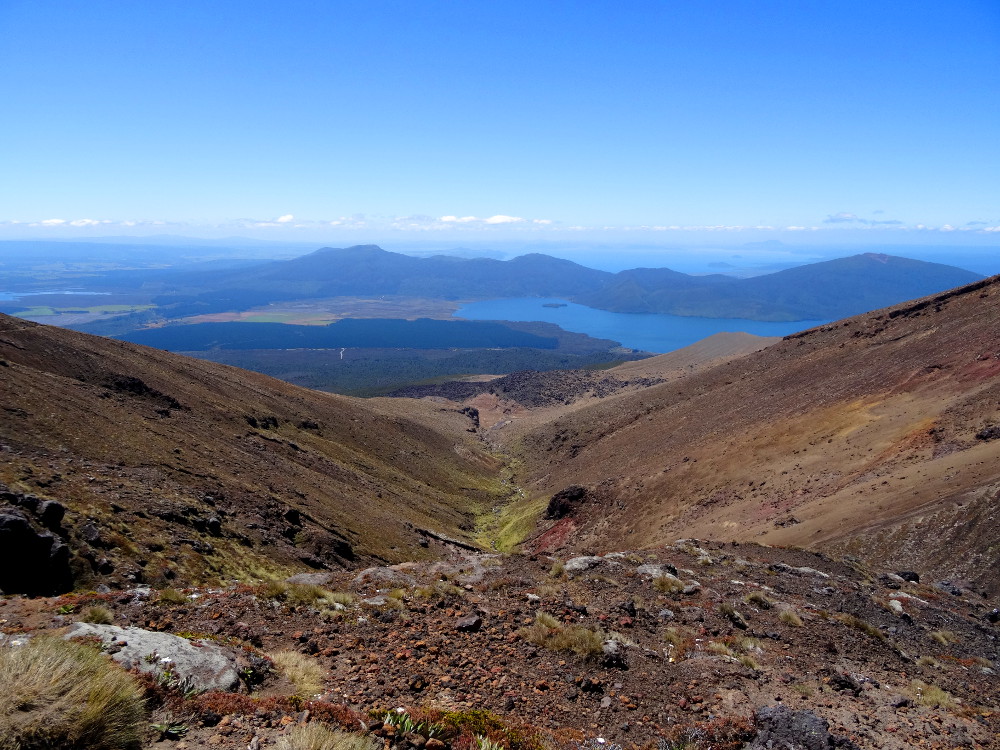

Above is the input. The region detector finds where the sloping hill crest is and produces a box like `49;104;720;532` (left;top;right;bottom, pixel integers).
515;275;1000;592
0;314;500;593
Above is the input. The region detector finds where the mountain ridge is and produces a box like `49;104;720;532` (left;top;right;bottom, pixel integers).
509;273;1000;592
47;244;977;324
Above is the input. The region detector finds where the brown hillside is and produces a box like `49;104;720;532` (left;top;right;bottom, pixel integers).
0;314;500;593
514;277;1000;594
610;331;780;378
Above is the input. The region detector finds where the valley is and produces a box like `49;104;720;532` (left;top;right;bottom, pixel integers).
1;265;998;750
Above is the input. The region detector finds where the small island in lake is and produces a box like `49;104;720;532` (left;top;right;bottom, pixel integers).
542;302;568;308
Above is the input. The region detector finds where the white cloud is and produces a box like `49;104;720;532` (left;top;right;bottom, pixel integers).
69;218;105;227
484;214;524;224
39;218;67;225
276;214;294;223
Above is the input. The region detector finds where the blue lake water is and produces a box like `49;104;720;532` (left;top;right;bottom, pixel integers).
454;298;827;353
0;290;109;301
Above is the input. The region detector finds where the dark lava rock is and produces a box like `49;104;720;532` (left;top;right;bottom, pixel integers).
936;580;963;596
749;705;860;749
601;639;628;670
0;509;72;595
544;485;589;520
897;571;920;583
455;614;482;632
975;425;1000;441
79;521;103;546
617;599;637;617
987;609;1000;624
828;671;863;696
877;574;901;590
37;500;65;530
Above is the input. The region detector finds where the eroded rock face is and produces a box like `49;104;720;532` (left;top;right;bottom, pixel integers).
62;623;245;693
544;485;589;520
0;508;72;595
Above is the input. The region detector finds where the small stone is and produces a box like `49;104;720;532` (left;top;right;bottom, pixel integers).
455;615;482;632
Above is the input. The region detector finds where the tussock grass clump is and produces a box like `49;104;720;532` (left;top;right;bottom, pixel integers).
534;582;562;599
911;680;956;708
80;605;114;625
276;723;380;750
653;574;684;594
930;630;960;645
707;642;735;657
719;602;748;628
286;583;336;607
836;613;885;641
0;636;145;750
916;655;940;668
744;591;773;609
260;581;290;599
270;650;326;697
414;581;464;600
534;611;560;629
778;608;803;627
662;626;693;662
548;560;565;578
519;612;604;657
157;587;188;605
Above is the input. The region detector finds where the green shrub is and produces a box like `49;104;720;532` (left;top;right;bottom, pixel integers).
0;637;145;750
276;723;380;750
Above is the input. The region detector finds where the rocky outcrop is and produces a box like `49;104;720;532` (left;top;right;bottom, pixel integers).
62;623;250;693
749;705;860;749
0;508;72;595
544;485;589;520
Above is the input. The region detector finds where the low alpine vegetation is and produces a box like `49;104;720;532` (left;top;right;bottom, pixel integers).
80;605;114;624
519;612;605;657
270;650;327;698
0;636;145;750
778;608;803;627
277;722;381;750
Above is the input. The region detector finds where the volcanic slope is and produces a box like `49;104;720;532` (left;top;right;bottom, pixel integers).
514;276;1000;594
0;313;500;594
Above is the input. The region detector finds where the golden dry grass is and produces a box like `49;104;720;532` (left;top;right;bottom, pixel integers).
0;637;145;750
270;650;327;697
276;723;381;750
519;613;604;657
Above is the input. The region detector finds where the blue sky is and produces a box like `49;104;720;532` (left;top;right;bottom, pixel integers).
1;0;998;244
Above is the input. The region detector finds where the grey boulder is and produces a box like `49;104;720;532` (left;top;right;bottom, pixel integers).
63;623;243;692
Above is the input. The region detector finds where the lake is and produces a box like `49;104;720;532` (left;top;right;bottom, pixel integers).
454;298;827;353
0;290;109;301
